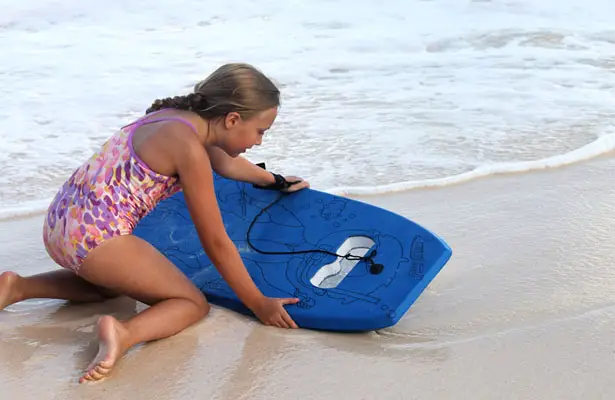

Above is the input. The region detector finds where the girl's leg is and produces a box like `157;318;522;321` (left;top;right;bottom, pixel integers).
0;269;116;310
75;234;210;383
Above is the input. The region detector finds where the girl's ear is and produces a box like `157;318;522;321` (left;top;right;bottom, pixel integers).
224;112;241;129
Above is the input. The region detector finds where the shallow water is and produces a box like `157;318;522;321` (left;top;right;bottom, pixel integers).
1;0;615;218
1;156;614;399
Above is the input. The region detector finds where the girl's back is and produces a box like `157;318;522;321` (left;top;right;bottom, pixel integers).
43;109;197;268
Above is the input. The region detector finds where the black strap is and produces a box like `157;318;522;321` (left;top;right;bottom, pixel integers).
252;173;300;191
245;192;384;275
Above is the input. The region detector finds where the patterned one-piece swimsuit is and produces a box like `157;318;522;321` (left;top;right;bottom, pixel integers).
43;110;197;273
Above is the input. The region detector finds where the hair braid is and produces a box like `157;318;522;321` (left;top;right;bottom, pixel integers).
144;63;280;120
146;93;209;114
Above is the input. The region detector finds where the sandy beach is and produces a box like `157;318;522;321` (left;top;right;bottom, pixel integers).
1;154;614;400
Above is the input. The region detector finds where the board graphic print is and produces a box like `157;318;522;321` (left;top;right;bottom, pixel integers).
133;173;452;331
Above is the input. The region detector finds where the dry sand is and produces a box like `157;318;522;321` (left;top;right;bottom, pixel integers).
1;154;614;400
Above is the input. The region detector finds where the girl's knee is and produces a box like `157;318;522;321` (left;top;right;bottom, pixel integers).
191;293;210;317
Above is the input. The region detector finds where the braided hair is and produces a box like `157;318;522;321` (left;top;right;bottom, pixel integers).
146;63;280;121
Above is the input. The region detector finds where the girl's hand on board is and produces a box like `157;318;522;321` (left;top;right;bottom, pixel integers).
281;175;309;193
250;296;300;329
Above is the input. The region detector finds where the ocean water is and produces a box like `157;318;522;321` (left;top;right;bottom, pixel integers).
1;0;614;219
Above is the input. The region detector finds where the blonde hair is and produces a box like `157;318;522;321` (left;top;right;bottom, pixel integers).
146;63;280;120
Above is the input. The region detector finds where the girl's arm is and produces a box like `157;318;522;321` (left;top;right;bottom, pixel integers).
207;145;309;192
207;145;275;186
178;144;265;308
169;132;299;328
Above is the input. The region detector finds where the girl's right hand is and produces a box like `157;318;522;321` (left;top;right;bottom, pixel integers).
250;296;300;329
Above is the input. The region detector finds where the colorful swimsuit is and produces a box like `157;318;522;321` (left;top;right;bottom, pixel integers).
43;110;197;273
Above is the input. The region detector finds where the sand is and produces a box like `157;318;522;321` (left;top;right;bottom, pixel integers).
1;154;614;400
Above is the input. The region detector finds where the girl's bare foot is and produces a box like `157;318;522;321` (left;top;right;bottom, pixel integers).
79;315;130;383
0;271;22;310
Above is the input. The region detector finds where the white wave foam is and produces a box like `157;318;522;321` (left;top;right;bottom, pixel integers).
1;134;613;221
2;0;615;220
0;198;52;221
326;133;615;197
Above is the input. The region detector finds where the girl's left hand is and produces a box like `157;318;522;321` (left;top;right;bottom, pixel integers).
282;176;309;193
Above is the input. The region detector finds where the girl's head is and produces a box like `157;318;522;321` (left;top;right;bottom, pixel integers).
147;63;280;156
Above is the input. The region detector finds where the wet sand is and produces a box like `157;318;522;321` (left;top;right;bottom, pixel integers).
1;154;614;400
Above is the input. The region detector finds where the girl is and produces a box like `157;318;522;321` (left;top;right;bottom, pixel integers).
0;63;309;383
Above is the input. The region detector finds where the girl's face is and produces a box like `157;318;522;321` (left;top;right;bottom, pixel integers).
221;107;277;157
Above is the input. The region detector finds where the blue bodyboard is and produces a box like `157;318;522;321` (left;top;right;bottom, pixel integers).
133;173;452;331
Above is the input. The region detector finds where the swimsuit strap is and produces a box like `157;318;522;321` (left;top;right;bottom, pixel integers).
134;117;199;135
121;108;168;129
122;109;199;136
